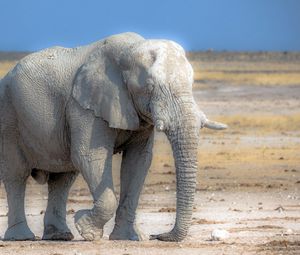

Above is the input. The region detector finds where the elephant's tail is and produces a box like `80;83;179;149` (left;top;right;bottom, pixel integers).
0;77;5;183
0;73;11;108
0;75;14;183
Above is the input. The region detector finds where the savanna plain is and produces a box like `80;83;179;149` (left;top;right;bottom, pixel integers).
0;51;299;254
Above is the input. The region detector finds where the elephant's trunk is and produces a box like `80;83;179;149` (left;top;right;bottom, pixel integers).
151;103;227;241
167;127;198;241
163;114;199;241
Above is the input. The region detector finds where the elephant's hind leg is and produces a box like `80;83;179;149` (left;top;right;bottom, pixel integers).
1;93;34;240
43;171;78;241
2;142;34;240
3;179;35;241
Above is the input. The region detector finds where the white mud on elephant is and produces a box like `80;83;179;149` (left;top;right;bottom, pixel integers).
0;32;226;242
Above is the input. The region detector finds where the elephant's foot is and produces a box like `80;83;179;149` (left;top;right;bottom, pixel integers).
4;221;35;241
109;222;146;241
74;209;104;241
43;224;74;241
150;229;185;242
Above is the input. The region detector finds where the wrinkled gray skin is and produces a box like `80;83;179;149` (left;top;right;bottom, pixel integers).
0;32;226;242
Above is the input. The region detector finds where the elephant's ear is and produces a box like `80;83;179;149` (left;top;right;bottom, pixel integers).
72;50;140;130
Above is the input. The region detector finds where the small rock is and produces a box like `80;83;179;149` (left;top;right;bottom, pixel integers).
286;229;293;235
275;205;285;213
158;207;176;213
67;208;75;215
211;229;229;241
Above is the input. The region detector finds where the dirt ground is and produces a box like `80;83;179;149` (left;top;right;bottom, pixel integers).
0;52;300;254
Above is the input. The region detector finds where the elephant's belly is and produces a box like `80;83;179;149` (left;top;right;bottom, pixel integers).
26;151;75;173
19;124;74;172
33;159;75;173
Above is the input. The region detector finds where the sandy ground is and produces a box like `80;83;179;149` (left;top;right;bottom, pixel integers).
0;52;300;254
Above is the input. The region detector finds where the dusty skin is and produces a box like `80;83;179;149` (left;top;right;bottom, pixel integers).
1;51;300;254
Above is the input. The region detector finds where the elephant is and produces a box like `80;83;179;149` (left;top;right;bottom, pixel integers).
0;32;227;242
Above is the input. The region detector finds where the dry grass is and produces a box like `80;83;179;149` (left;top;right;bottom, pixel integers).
202;114;300;135
193;71;300;86
0;61;16;78
190;60;300;72
190;57;300;86
148;131;300;189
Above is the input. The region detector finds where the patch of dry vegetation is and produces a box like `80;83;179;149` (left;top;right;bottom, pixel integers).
0;61;16;78
204;114;300;135
193;71;300;86
188;52;300;87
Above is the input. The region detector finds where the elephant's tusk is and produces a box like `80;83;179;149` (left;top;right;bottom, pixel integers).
155;119;165;132
203;120;228;130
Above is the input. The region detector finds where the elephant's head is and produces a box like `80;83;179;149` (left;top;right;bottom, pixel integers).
119;40;227;241
72;33;227;241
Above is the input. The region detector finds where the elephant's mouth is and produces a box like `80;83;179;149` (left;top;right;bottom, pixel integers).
140;111;153;125
132;96;153;125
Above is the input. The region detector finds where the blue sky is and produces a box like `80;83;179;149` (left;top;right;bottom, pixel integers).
1;0;300;51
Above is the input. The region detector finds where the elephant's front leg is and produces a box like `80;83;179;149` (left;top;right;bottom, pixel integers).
73;148;117;241
69;110;118;241
110;130;154;241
